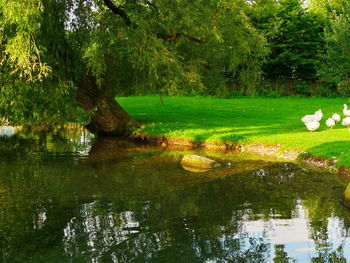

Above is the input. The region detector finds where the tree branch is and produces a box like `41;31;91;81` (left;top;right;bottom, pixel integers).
156;33;206;44
103;0;207;44
103;0;132;26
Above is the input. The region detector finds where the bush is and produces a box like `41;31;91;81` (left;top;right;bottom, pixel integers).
222;91;246;99
294;82;311;96
319;82;338;98
266;91;282;98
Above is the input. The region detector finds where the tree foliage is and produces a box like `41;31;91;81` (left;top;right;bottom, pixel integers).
0;0;80;124
2;0;350;129
0;0;268;129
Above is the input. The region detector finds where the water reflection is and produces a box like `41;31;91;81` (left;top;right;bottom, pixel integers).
0;128;349;262
0;126;16;137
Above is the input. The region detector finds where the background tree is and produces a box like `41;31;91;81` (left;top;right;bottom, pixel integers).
307;0;347;18
248;0;324;95
0;0;267;134
263;0;323;81
309;0;350;96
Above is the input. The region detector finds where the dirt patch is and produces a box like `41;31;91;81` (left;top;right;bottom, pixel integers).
338;167;350;181
298;154;350;180
298;155;337;171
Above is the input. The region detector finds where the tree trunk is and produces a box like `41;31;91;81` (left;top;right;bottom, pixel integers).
76;76;133;136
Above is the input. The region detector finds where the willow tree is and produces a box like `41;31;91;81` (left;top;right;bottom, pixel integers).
0;0;267;135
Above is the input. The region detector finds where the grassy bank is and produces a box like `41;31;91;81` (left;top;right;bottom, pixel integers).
118;96;350;167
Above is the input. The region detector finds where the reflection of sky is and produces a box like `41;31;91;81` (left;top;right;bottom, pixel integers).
0;126;15;137
76;131;94;156
59;198;350;263
234;201;350;262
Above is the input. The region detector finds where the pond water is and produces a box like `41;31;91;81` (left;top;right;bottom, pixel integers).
1;127;350;263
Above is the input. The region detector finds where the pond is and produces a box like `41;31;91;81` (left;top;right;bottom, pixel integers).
0;126;350;263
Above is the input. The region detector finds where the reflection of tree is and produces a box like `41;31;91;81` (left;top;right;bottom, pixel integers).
273;245;295;263
301;180;348;263
1;132;350;262
0;125;93;161
308;220;347;263
311;245;346;263
59;199;270;263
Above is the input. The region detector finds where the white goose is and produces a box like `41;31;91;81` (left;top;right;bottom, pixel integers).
326;118;335;128
332;113;341;123
343;104;350;117
342;117;350;127
314;110;323;121
305;120;320;132
301;109;323;123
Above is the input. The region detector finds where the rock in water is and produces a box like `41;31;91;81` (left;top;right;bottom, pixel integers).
181;154;220;172
181;165;211;173
344;182;350;208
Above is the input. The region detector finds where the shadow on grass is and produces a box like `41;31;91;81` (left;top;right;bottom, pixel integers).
159;123;307;143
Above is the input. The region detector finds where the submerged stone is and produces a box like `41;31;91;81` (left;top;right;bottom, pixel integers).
181;165;210;173
181;154;220;171
344;182;350;208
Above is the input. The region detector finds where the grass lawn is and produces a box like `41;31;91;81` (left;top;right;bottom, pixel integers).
118;95;350;167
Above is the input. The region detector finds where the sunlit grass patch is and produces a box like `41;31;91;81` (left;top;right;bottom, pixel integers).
118;95;350;167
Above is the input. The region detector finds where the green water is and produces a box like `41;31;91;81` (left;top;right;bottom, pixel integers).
1;127;350;263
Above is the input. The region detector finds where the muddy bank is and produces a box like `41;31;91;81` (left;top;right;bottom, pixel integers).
130;131;350;179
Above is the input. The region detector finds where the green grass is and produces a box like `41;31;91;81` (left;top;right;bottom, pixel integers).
118;95;350;167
